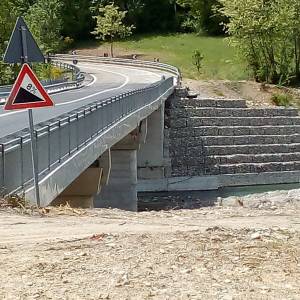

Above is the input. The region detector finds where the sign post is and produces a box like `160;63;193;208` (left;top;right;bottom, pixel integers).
3;17;54;207
21;22;41;207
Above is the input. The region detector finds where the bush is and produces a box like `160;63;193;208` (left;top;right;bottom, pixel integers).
192;50;204;74
178;0;227;35
271;93;293;107
220;0;300;85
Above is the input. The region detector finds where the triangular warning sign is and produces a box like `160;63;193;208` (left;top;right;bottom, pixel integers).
3;17;44;64
4;64;54;110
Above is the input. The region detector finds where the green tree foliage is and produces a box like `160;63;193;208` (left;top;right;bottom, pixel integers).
0;0;18;53
135;0;178;33
220;0;300;84
93;0;178;33
25;0;63;53
61;0;94;40
91;3;134;57
177;0;226;35
0;0;63;84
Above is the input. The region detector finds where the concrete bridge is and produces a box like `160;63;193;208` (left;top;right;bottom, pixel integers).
0;55;179;210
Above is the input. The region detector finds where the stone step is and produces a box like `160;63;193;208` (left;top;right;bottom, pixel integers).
206;143;300;156
206;153;300;165
188;117;300;127
170;126;300;138
177;107;299;118
174;98;247;109
169;134;300;148
203;134;300;146
213;161;300;175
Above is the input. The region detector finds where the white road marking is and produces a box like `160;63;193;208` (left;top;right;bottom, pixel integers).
0;67;130;118
86;74;97;87
79;62;163;80
56;67;129;106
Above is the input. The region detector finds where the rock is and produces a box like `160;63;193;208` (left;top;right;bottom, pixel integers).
221;295;233;300
250;232;262;240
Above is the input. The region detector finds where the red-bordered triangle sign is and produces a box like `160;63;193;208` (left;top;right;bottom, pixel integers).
4;63;54;110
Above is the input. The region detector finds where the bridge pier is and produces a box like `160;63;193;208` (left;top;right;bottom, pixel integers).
138;106;165;179
51;150;111;208
51;162;102;208
95;149;138;211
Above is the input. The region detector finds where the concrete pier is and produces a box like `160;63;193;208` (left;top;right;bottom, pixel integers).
51;162;102;208
138;107;165;179
95;150;138;211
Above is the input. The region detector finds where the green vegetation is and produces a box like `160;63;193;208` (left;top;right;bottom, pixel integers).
107;34;247;80
271;93;293;107
192;50;204;74
0;0;300;86
221;0;300;85
177;0;227;35
91;3;135;57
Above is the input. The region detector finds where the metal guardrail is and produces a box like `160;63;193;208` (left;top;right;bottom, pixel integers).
0;61;84;100
0;76;174;195
51;54;181;84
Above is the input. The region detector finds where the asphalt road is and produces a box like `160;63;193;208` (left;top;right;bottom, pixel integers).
0;62;170;139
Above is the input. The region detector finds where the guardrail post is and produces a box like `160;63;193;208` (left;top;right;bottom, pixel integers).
68;116;71;156
47;125;51;170
76;113;79;150
20;137;24;189
1;144;5;190
58;120;62;163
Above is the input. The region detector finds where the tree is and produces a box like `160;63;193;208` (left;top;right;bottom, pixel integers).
220;0;300;84
25;0;63;53
177;0;227;35
91;3;134;57
0;0;19;53
61;0;94;40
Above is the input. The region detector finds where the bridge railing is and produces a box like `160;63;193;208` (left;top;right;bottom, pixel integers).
51;54;181;84
0;76;174;196
0;61;84;100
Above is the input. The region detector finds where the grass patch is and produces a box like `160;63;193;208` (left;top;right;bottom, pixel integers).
271;93;294;107
76;33;248;80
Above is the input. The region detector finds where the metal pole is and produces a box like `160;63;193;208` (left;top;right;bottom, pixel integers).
21;24;40;206
28;109;40;206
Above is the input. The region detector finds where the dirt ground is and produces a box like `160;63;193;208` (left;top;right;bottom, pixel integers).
183;79;300;108
1;189;300;300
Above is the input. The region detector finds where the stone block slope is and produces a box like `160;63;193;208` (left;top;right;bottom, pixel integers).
167;89;300;182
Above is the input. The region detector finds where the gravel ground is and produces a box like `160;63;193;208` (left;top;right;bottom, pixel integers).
1;189;300;300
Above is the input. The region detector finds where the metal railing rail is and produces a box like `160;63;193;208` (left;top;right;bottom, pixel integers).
0;76;175;196
0;61;84;98
51;54;181;83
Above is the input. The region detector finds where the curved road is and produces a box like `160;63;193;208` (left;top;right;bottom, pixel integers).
0;62;171;139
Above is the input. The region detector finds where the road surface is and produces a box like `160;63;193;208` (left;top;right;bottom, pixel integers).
0;62;170;139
